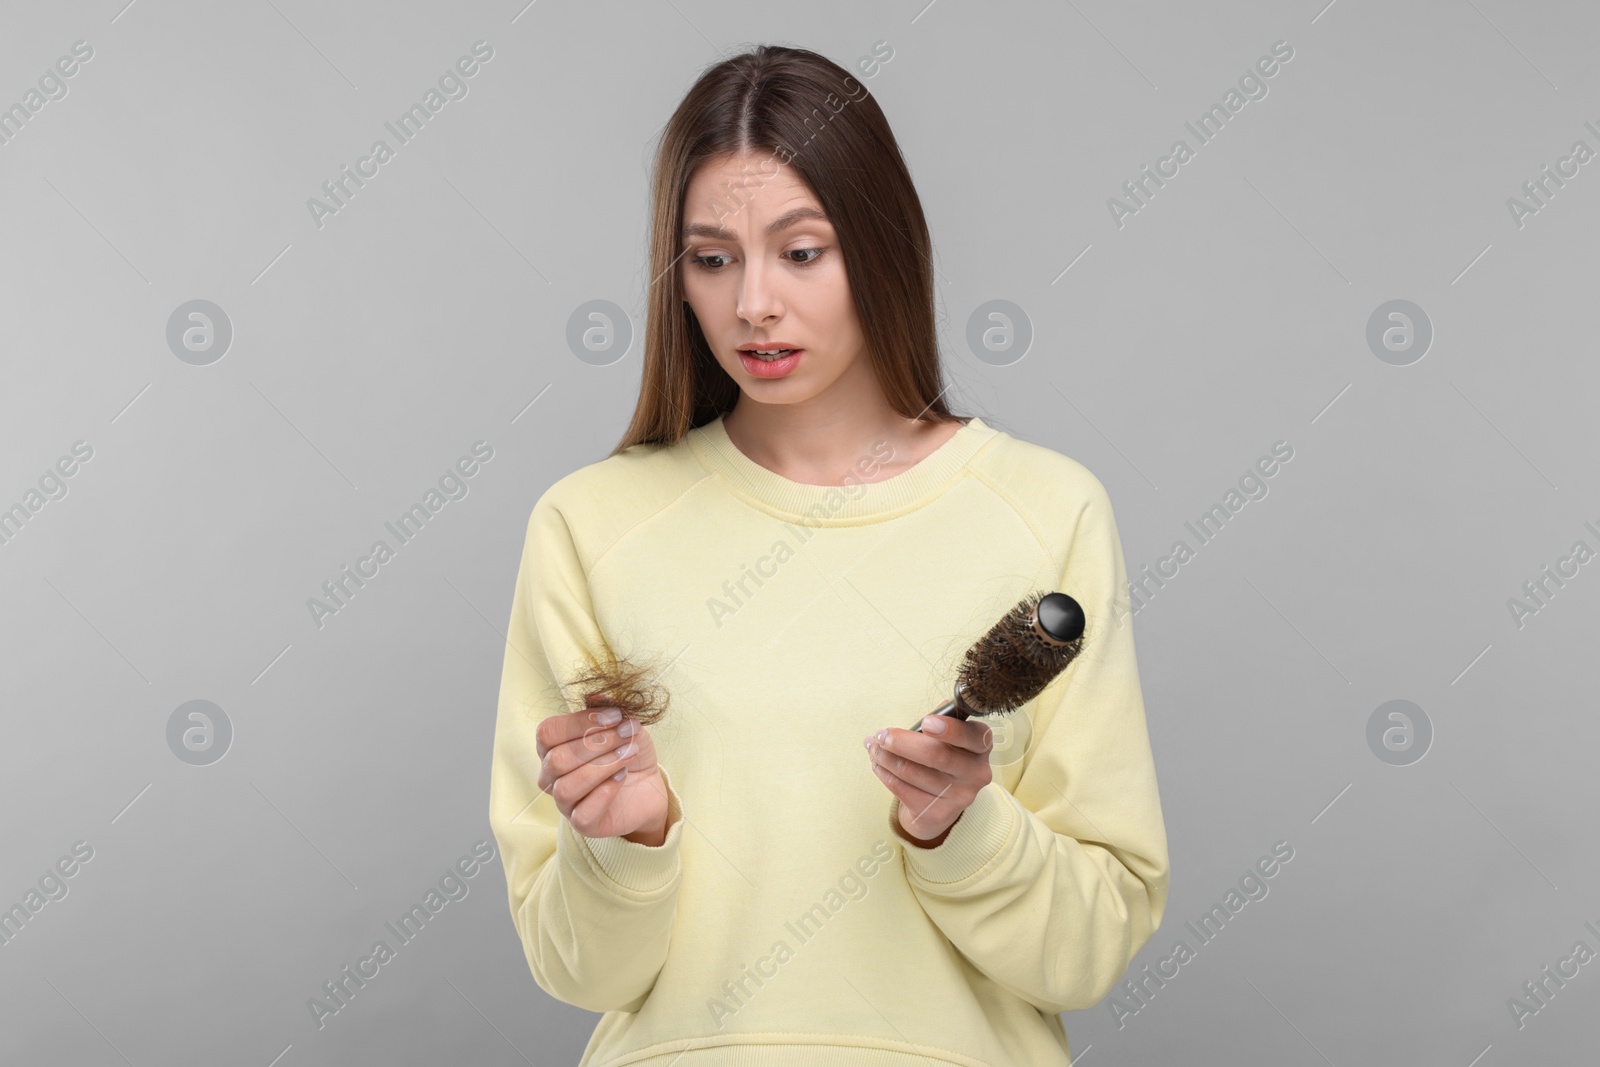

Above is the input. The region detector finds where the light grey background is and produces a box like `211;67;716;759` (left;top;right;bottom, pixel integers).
2;1;1596;1064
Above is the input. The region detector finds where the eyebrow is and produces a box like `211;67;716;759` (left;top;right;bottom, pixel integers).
682;206;831;244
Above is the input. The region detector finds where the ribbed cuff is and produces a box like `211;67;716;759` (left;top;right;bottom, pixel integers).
892;783;1018;886
566;765;686;894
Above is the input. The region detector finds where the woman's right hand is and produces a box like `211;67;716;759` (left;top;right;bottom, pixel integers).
535;695;669;845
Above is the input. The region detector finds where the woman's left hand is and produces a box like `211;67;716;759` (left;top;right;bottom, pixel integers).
865;715;994;846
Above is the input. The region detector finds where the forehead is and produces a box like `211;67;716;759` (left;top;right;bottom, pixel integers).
682;151;823;226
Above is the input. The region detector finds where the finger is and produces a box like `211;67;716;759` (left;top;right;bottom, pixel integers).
569;759;668;836
870;756;914;799
871;760;949;825
919;714;994;755
552;741;638;815
876;727;958;776
567;772;626;833
539;721;637;791
537;705;623;759
871;736;956;794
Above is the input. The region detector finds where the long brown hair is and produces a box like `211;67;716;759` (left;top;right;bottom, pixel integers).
611;44;965;456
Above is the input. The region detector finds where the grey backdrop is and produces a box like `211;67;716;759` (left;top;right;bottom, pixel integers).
2;0;1596;1064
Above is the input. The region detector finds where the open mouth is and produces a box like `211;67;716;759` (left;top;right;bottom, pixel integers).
737;348;804;378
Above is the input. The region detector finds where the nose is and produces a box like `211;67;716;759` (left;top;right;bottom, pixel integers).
736;257;781;326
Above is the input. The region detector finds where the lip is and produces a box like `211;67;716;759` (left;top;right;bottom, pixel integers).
737;348;804;379
737;342;803;352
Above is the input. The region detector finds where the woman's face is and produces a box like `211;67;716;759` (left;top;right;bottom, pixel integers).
680;150;870;408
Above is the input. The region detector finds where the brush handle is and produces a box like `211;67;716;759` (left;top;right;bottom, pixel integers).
910;688;971;732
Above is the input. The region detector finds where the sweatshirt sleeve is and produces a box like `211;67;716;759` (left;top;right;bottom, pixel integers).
488;492;688;1015
887;478;1170;1015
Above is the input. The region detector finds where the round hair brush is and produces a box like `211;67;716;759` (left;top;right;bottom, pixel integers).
911;591;1087;732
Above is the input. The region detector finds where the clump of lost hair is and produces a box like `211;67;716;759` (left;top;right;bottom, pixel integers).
561;646;671;728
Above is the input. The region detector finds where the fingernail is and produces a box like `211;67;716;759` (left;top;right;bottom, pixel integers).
921;716;947;734
875;729;889;748
612;768;626;781
593;709;621;726
615;741;637;759
618;719;639;737
862;735;873;751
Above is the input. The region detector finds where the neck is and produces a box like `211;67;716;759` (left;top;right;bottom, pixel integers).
722;396;950;487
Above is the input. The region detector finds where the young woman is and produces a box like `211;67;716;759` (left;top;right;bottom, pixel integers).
489;44;1170;1067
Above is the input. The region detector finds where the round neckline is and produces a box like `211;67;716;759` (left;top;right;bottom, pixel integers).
687;414;998;525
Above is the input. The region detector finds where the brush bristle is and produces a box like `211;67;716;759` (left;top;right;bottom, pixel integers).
958;590;1085;715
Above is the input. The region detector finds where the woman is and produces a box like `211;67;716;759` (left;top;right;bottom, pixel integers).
489;44;1170;1066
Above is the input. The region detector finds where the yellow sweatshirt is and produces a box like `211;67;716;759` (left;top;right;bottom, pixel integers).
488;413;1170;1066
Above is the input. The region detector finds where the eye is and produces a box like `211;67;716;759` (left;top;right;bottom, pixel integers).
690;254;730;271
787;248;825;266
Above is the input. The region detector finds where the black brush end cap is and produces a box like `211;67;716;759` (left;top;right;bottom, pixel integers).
1037;592;1085;642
